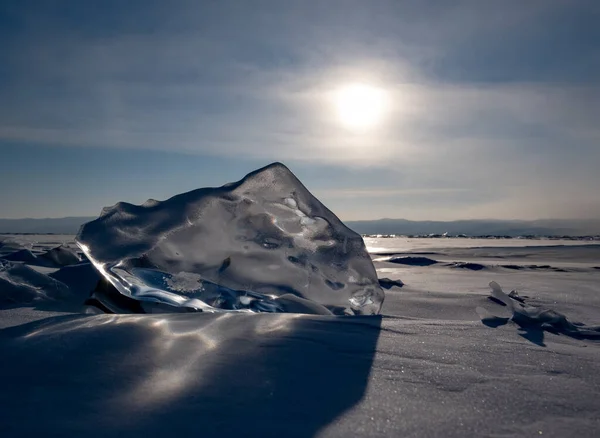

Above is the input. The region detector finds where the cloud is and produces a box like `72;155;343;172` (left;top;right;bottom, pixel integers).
2;2;598;165
1;0;598;219
2;65;597;170
315;187;472;199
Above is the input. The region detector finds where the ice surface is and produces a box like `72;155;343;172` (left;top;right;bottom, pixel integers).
0;245;80;268
40;245;81;266
378;277;404;289
388;256;438;266
76;163;384;315
477;281;600;341
0;260;71;307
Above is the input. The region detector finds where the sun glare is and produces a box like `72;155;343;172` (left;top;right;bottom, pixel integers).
334;83;388;130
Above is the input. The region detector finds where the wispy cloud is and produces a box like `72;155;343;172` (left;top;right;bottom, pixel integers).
316;188;472;199
1;0;598;219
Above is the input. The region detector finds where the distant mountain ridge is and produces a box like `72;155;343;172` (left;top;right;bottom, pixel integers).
0;217;96;234
1;216;599;237
345;218;600;237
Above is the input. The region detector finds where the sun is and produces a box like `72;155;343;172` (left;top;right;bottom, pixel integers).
334;83;389;130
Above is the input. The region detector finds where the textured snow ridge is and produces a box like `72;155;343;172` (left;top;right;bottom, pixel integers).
76;163;384;315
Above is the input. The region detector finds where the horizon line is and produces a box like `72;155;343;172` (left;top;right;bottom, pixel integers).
1;216;599;223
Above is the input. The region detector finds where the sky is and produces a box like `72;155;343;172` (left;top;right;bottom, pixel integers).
1;0;599;221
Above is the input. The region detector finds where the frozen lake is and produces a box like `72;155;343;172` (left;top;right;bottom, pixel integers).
1;234;599;437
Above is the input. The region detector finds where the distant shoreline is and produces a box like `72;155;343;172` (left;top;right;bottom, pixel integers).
1;216;599;236
2;232;599;242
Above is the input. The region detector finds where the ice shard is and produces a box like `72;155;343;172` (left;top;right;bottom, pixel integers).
76;163;383;315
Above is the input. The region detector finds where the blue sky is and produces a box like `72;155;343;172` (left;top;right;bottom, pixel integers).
1;0;599;220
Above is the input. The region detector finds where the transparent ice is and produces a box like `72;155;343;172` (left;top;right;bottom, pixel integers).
76;163;384;315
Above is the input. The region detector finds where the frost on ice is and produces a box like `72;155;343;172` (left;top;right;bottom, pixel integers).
76;163;384;315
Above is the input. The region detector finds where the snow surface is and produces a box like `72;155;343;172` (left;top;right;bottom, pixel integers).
1;234;600;437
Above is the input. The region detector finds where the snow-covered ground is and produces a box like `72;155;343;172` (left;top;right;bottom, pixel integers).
1;234;599;437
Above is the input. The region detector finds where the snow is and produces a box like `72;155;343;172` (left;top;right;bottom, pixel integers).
1;233;600;436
